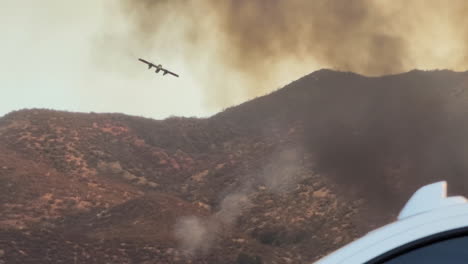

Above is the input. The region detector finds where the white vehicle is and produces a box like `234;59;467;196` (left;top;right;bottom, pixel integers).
315;181;468;264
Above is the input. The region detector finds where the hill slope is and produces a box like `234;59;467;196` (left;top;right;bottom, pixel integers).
2;69;468;263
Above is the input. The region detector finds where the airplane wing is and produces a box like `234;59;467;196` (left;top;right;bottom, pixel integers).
162;68;179;78
139;58;179;77
138;58;151;65
138;58;155;69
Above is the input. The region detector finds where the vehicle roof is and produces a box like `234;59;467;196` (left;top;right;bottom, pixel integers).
315;181;468;264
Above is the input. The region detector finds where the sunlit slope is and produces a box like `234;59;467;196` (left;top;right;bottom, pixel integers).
2;69;468;263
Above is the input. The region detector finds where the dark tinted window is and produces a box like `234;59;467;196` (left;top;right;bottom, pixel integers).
382;235;468;264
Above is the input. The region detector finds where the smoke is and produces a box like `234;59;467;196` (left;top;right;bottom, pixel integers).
3;1;468;117
174;216;215;254
301;70;468;207
259;148;305;193
96;0;468;111
173;191;251;255
215;192;252;225
173;147;304;254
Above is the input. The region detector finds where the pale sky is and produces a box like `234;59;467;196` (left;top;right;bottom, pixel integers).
3;1;467;120
0;1;205;119
0;0;317;119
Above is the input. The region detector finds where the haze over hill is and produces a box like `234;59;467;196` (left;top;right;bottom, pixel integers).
3;1;468;118
2;69;468;263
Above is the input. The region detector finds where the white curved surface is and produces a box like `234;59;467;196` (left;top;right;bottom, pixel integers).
315;181;468;264
398;181;467;220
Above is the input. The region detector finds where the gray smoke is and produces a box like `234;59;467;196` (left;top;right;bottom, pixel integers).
173;147;304;254
96;0;468;110
259;148;305;193
302;70;468;208
174;216;216;254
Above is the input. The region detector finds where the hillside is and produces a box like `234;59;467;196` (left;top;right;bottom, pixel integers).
1;69;468;263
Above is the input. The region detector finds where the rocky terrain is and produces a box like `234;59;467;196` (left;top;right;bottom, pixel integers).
2;69;468;263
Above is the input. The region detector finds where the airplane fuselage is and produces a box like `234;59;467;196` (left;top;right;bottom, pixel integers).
155;64;163;73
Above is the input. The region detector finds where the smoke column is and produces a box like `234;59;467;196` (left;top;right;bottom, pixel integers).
99;0;468;110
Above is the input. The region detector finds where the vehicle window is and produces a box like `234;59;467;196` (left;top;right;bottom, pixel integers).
379;235;468;264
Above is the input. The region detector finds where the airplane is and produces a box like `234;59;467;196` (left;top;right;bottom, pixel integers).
138;58;179;78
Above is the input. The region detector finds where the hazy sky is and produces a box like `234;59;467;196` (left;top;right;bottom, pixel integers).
2;1;468;119
1;1;205;119
0;0;315;119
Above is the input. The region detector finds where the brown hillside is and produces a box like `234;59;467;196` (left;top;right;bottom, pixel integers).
2;69;468;263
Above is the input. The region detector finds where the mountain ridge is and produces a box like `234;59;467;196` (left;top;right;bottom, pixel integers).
2;69;468;263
